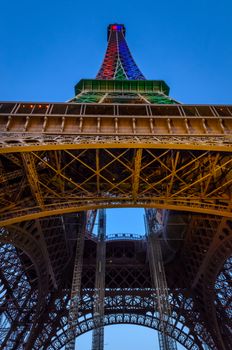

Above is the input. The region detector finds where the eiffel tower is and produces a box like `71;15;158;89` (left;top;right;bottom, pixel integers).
0;24;231;350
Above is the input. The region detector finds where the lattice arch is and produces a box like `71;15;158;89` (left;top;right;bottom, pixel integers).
33;289;216;350
48;312;203;350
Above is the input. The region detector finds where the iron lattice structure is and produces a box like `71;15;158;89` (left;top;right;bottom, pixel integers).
96;24;145;80
0;24;231;350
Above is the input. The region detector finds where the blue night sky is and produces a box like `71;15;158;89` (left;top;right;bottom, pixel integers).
1;0;231;349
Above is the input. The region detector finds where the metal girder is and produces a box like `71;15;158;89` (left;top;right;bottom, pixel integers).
65;213;86;350
22;153;44;209
146;209;178;350
132;149;143;201
86;210;98;239
92;209;106;350
34;220;58;289
2;153;22;167
0;168;23;183
0;136;231;153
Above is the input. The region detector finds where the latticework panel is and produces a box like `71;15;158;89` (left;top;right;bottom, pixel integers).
0;227;49;350
215;256;232;342
0;148;231;226
215;256;232;320
166;215;232;350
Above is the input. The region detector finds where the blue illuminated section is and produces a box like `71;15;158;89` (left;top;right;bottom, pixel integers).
118;32;145;80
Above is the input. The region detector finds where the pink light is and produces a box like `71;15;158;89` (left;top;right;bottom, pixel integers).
112;25;117;30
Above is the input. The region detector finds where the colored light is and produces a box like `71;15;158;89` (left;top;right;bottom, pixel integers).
112;25;122;31
97;24;145;80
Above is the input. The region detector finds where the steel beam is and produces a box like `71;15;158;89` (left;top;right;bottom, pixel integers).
92;209;106;350
146;209;178;350
65;213;86;350
22;153;44;209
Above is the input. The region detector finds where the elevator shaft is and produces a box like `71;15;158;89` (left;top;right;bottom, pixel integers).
146;209;178;350
65;214;86;350
92;209;106;350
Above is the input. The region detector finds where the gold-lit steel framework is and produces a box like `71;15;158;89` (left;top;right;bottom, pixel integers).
0;102;231;226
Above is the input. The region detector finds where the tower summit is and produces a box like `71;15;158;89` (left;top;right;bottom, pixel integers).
73;24;175;104
97;24;145;80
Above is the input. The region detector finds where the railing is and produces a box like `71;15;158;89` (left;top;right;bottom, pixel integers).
106;233;145;241
0;102;231;138
1;101;232;118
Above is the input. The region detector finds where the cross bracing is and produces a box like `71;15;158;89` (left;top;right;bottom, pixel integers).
0;146;231;226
